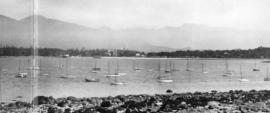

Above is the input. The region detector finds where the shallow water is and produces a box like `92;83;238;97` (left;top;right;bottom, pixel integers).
0;56;270;102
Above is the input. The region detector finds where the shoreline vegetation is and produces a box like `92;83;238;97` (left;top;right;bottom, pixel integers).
0;46;270;58
2;90;270;112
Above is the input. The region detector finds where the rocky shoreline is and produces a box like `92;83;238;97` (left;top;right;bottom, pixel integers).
2;89;270;113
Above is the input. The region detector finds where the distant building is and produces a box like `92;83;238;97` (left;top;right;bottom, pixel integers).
135;53;141;57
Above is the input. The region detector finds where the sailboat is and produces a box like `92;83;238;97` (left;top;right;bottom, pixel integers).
107;60;126;77
238;64;249;82
92;59;101;73
57;58;64;69
110;61;124;85
59;57;74;79
171;61;178;72
16;59;27;78
164;60;171;73
85;77;100;82
202;63;208;74
222;59;233;77
133;60;143;72
264;67;270;81
157;60;173;83
252;63;260;71
186;58;191;71
39;59;49;76
85;60;100;82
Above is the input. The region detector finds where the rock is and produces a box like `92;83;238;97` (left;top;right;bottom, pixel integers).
58;101;68;107
207;101;220;109
33;96;56;105
47;106;58;113
67;96;78;102
100;101;112;107
166;89;173;94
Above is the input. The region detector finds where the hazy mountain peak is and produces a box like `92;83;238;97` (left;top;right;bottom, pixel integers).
0;14;266;51
0;15;17;23
19;15;51;24
181;23;207;29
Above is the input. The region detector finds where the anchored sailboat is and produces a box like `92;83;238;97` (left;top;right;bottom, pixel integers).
264;67;270;81
16;59;27;78
164;60;171;73
92;59;101;73
186;58;191;71
85;78;100;82
157;60;173;83
252;63;260;71
107;60;126;77
133;60;143;72
202;63;208;74
222;58;233;77
59;57;74;79
110;61;124;85
239;64;249;82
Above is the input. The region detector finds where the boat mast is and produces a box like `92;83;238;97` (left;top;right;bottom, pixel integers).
169;60;172;72
115;61;119;83
132;60;135;71
170;61;173;76
267;67;269;79
107;61;110;74
172;62;175;71
240;64;243;79
94;60;96;69
165;60;168;71
186;58;190;71
225;59;229;72
158;60;161;79
0;64;2;103
19;59;21;73
66;58;68;76
202;63;204;73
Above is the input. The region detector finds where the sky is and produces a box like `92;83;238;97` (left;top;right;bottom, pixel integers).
0;0;270;49
0;0;270;30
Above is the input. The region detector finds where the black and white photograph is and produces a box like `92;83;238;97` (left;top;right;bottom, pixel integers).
1;0;270;112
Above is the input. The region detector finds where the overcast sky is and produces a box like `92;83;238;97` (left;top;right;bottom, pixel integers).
0;0;270;30
1;0;270;49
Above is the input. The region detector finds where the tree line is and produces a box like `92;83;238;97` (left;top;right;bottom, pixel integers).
147;46;270;58
0;46;270;58
0;46;145;57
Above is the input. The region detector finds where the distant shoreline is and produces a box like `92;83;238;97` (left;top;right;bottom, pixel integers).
0;56;269;60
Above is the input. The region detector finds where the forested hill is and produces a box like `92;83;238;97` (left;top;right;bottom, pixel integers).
0;46;145;57
147;46;270;58
0;46;270;58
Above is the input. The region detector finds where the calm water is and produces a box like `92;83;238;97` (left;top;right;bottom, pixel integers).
1;56;270;102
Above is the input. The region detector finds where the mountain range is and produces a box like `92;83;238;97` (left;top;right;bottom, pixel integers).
0;15;268;52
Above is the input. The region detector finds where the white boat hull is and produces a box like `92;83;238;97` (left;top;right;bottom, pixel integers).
110;82;124;85
85;78;100;82
203;71;209;74
222;72;233;77
106;74;121;77
239;79;249;82
158;79;173;83
16;73;27;78
118;73;127;76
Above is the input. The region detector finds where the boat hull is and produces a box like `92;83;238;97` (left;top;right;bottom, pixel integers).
85;78;100;82
158;79;173;83
110;82;124;85
264;78;270;81
239;79;249;82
